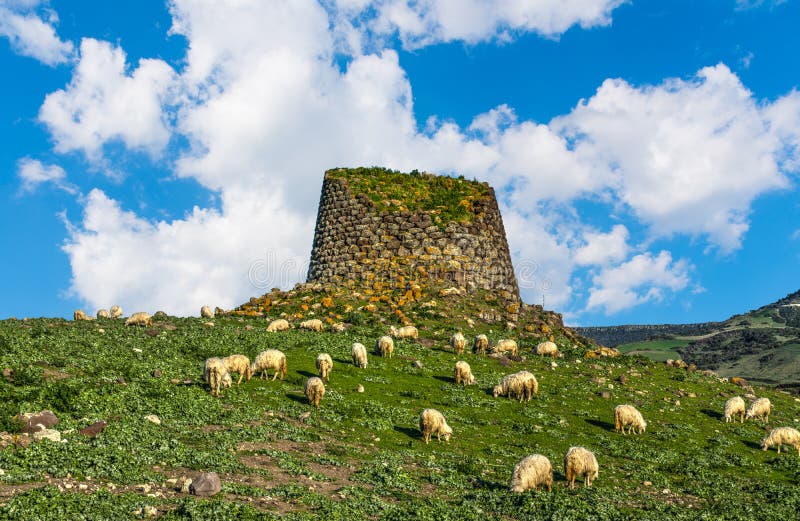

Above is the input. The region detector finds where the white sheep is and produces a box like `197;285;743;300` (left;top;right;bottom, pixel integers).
266;319;290;332
390;325;418;340
300;319;324;332
351;342;368;369
761;426;800;455
454;361;475;385
509;454;553;493
316;353;333;382
375;335;394;358
473;334;489;354
724;396;746;424
493;371;538;402
96;309;110;319
110;305;123;319
203;357;229;397
251;349;287;380
535;341;561;358
73;310;90;321
200;305;214;319
614;404;647;434
746;397;772;423
491;339;518;357
564;446;598;490
305;377;325;409
419;408;453;444
125;312;152;327
450;332;467;355
223;354;252;385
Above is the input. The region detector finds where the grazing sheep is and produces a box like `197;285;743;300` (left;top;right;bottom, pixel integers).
124;312;152;327
375;335;394;358
73;310;90;321
223;354;252;385
300;319;324;332
266;319;290;333
351;342;368;369
614;404;647;434
493;371;538;402
419;408;453;444
251;349;287;381
110;305;123;319
450;332;467;355
454;361;475;385
96;309;110;319
304;377;325;409
564;446;598;490
200;306;214;318
390;325;418;340
535;341;561;358
724;396;746;424
509;454;553;493
762;426;800;455
316;353;333;381
203;357;229;397
491;339;518;357
221;371;233;389
746;397;772;423
473;334;489;354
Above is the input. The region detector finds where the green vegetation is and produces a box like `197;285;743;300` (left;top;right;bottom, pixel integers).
617;339;691;362
0;311;799;519
326;167;491;226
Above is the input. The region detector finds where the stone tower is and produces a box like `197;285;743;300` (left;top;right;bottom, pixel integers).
306;168;520;300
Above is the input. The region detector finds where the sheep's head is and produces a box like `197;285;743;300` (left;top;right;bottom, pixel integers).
745;410;755;419
389;326;398;335
761;438;769;451
492;385;501;398
442;424;453;441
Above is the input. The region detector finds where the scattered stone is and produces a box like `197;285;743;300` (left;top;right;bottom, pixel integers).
132;348;143;353
170;379;181;385
116;377;127;385
152;369;163;378
688;392;697;398
79;421;107;438
357;384;364;393
618;375;628;385
97;328;105;334
298;412;312;422
165;478;178;487
644;481;652;486
136;484;152;494
245;325;254;331
144;506;158;517
78;483;88;490
32;428;62;442
144;329;160;337
176;476;192;493
412;360;423;369
2;368;12;381
190;472;221;497
144;415;161;425
591;377;606;385
15;410;59;433
599;391;611;399
203;322;215;327
163;324;177;331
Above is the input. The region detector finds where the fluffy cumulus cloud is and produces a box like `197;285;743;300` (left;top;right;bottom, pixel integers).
49;1;800;317
17;157;75;194
0;0;73;65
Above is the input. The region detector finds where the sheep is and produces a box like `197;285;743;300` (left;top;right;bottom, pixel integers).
491;339;518;357
450;332;467;355
454;360;475;385
304;377;325;409
614;404;647;434
251;349;287;381
493;371;538;402
746;397;772;423
110;305;123;319
509;454;553;493
390;325;418;340
473;334;489;354
724;396;746;424
535;341;561;358
200;305;214;319
73;310;90;321
221;371;233;389
419;408;453;444
300;319;324;332
375;335;394;358
351;342;368;369
266;319;290;332
203;357;229;397
316;353;333;382
223;354;252;385
761;426;800;455
125;312;152;327
564;446;598;490
96;309;110;319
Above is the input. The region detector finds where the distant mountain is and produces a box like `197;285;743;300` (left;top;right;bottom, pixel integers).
576;289;800;387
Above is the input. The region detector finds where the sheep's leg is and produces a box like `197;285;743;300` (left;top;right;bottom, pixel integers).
272;369;278;381
237;372;244;385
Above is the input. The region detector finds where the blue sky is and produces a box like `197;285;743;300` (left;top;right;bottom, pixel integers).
1;0;799;325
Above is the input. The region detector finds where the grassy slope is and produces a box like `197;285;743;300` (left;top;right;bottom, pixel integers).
1;317;799;519
616;339;692;362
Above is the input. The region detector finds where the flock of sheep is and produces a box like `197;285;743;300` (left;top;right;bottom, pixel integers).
77;306;800;493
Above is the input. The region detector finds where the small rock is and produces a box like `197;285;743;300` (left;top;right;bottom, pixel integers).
688;392;697;398
170;378;181;385
189;472;221;497
136;484;152;493
64;483;73;490
15;410;59;433
599;391;611;399
177;476;192;493
132;348;143;353
608;384;614;390
674;400;681;406
32;428;62;442
97;328;105;334
550;362;558;369
643;481;652;486
618;375;628;385
165;478;177;487
79;421;107;438
116;377;127;385
412;360;423;369
144;415;161;425
78;483;88;490
144;506;158;517
245;325;254;331
203;322;215;327
298;412;312;422
357;384;364;393
152;369;162;378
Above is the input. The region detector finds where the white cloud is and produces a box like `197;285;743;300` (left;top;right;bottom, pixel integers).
38;38;176;161
574;224;630;266
17;157;75;194
586;251;691;315
735;0;787;10
0;2;73;65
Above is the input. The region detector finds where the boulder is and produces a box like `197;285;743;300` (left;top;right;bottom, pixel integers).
15;410;59;433
189;472;221;496
79;421;107;438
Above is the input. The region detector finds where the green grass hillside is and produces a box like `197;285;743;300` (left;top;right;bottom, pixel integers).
1;313;799;519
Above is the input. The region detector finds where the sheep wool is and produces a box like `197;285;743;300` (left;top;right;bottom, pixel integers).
493;371;538;402
251;349;287;380
419;408;453;444
762;426;800;455
110;305;123;319
375;336;394;358
492;339;518;357
454;361;475;385
73;310;89;321
473;334;489;354
614;404;647;434
204;357;229;397
266;319;290;333
316;353;333;381
390;325;418;339
746;397;772;423
200;305;214;319
351;343;368;369
305;377;325;409
450;332;467;355
535;341;561;358
125;312;152;327
96;309;110;319
300;319;324;332
724;396;746;424
223;354;252;385
564;446;598;490
509;454;553;493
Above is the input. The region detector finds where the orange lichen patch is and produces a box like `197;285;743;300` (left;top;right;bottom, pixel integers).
321;297;334;308
364;304;377;312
